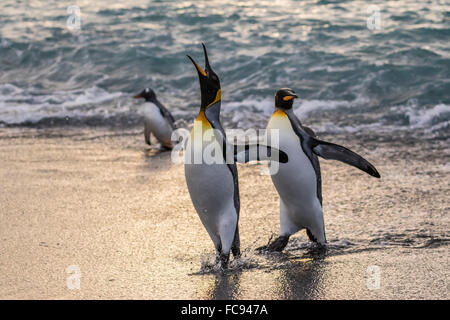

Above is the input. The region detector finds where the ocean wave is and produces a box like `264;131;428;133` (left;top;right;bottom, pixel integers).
1;83;449;140
0;85;124;124
0;0;448;139
407;103;450;127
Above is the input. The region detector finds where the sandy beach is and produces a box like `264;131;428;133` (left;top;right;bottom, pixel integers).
0;127;448;299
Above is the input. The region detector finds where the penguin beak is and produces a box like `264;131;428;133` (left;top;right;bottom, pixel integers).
187;43;213;78
188;44;221;109
133;93;142;99
187;55;207;78
202;43;213;75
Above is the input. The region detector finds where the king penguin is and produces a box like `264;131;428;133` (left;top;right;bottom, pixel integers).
262;88;380;251
134;87;176;149
184;45;288;267
184;44;241;267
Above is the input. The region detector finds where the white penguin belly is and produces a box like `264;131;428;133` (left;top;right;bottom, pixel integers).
267;110;323;237
184;112;237;250
185;163;236;235
143;103;173;145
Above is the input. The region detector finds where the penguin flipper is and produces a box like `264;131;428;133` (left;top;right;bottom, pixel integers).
158;103;177;129
311;139;380;178
162;109;176;129
233;143;288;164
302;125;317;137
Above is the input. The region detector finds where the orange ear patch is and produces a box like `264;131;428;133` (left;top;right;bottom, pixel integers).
283;95;295;101
206;89;221;108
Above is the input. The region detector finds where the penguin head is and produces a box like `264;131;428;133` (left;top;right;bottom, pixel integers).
187;43;221;109
275;88;298;110
134;87;157;102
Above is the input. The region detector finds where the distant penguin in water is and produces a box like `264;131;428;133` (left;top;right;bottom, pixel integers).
185;44;288;267
261;88;380;252
134;88;176;149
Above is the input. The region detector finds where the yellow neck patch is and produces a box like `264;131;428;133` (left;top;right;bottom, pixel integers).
272;109;287;118
194;110;212;129
191;110;212;142
206;89;221;108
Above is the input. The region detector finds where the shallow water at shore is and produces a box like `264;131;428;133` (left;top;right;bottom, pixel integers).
0;127;448;299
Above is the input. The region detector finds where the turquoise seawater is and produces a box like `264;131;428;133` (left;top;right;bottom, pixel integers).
0;0;449;138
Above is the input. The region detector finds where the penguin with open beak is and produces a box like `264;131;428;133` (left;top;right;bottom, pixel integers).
185;45;289;267
184;44;241;268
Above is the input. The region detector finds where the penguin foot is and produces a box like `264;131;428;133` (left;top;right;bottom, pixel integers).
266;236;290;252
159;145;173;152
257;235;290;252
305;242;327;258
215;253;230;269
315;242;327;252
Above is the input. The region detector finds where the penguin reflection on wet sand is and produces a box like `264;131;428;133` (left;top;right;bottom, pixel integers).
133;88;176;150
260;88;380;252
185;44;288;268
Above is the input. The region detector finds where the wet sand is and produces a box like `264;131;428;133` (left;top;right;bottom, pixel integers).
0;127;448;299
